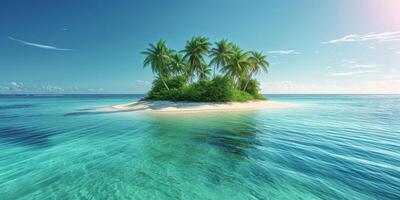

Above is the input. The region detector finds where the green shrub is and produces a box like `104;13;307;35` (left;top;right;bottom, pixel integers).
147;89;184;101
145;75;265;102
208;76;235;102
189;76;234;102
238;78;266;100
166;75;188;89
145;75;188;100
231;89;253;102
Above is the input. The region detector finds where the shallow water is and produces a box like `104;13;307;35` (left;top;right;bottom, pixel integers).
0;94;399;200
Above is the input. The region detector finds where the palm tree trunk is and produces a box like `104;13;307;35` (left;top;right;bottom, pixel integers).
213;66;216;78
160;76;169;91
189;68;194;84
243;71;254;91
213;64;218;78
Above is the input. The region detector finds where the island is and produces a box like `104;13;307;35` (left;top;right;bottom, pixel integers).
112;36;297;113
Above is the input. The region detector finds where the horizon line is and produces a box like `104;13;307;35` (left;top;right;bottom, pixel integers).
0;93;399;96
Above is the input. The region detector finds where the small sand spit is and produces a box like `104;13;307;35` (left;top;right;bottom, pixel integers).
111;100;298;113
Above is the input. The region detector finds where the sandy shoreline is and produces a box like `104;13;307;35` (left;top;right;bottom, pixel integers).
110;100;298;113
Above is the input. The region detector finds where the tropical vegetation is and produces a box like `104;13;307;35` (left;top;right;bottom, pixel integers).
141;37;269;102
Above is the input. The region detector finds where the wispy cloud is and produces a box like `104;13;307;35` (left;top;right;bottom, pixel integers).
349;64;379;69
0;82;110;93
9;81;26;91
328;70;376;76
268;50;299;55
336;60;380;69
340;59;357;66
137;80;151;84
261;80;400;94
0;85;9;91
395;51;400;54
0;81;65;92
87;88;104;92
322;31;400;44
42;85;65;92
8;37;74;51
10;81;21;87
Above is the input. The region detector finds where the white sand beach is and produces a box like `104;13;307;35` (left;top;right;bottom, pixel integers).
111;100;298;113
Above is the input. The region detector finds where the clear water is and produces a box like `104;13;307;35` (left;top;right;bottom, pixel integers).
0;94;399;200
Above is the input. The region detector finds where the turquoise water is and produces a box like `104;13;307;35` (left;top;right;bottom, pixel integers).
0;94;399;200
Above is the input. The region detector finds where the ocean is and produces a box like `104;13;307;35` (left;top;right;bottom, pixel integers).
0;94;399;199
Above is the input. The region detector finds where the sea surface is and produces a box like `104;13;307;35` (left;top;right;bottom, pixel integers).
0;94;399;200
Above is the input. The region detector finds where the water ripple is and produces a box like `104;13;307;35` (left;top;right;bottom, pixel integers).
0;94;399;199
0;104;35;110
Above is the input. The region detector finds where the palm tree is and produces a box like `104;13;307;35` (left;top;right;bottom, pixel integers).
170;52;188;76
142;40;172;90
230;43;242;53
222;47;251;87
197;63;211;81
243;51;269;91
182;36;211;83
209;39;232;77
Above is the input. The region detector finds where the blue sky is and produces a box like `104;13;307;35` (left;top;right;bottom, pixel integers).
1;0;399;94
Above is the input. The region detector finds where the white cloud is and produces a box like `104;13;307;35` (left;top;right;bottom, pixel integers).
337;60;380;69
341;59;357;65
66;86;80;91
268;50;299;55
42;85;64;92
8;37;74;51
385;71;400;79
261;80;400;94
322;31;400;44
395;51;400;54
349;64;379;69
261;81;344;94
137;80;151;84
10;81;20;87
1;82;66;93
328;70;377;76
0;85;9;91
0;82;107;93
87;88;104;92
9;81;24;91
17;82;63;92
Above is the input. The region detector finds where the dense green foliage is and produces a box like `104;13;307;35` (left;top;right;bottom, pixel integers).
141;37;269;102
145;75;261;102
238;78;266;100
